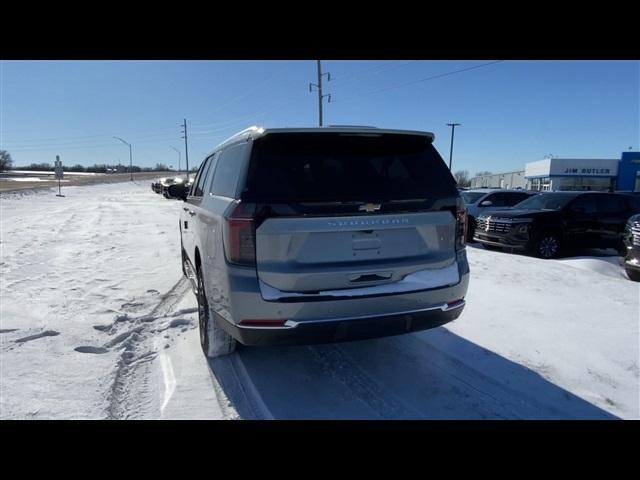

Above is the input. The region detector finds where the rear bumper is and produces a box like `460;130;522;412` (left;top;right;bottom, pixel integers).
202;249;470;346
214;301;465;346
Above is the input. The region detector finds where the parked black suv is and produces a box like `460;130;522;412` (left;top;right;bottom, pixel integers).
473;192;640;258
621;214;640;281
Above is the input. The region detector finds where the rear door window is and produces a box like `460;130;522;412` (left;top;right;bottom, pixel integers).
211;143;247;198
189;161;206;197
484;193;507;207
570;195;597;213
193;155;215;197
624;195;640;213
460;192;486;205
504;192;532;206
596;195;626;214
243;132;457;202
201;152;219;195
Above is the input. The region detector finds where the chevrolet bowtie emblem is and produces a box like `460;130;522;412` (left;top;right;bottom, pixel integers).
358;203;381;213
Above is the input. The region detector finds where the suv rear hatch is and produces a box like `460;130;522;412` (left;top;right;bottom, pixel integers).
240;131;463;294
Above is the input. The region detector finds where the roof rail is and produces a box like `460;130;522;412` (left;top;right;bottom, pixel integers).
214;125;264;151
327;125;378;129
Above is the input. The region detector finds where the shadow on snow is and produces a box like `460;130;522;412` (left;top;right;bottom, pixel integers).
206;327;618;420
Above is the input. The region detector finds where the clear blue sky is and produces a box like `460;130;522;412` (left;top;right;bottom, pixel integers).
1;60;638;175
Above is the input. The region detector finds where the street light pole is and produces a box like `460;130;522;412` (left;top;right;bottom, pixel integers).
113;136;133;181
446;123;461;171
170;146;181;174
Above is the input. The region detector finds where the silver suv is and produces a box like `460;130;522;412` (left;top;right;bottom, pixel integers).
171;126;470;357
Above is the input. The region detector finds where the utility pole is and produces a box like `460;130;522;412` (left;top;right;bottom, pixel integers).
170;146;181;174
181;119;190;181
309;60;331;126
446;123;461;171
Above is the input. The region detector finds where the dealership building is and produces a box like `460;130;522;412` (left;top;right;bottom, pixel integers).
469;152;640;192
469;170;527;189
525;152;640;192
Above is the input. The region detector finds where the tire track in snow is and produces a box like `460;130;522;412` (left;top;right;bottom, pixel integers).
15;330;60;344
228;343;421;419
105;278;191;420
306;344;423;419
228;353;275;419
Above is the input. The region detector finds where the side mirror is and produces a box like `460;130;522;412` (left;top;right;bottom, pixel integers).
480;200;493;207
167;183;188;201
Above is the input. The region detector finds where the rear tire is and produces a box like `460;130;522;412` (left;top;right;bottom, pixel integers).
626;268;640;282
197;266;236;358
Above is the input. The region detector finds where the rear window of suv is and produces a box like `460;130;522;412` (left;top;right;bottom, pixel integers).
242;132;457;202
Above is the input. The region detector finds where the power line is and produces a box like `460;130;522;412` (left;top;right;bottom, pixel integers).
4;135;183;151
188;117;269;136
0;125;180;144
5;135;184;152
207;64;292;116
328;60;417;88
189;65;301;131
5;66;321;155
2;129;184;148
331;60;505;105
323;61;389;86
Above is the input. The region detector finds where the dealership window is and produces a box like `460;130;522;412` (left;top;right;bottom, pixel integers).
554;176;613;192
529;177;551;191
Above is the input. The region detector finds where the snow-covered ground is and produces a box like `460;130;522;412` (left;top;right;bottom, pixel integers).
1;181;638;419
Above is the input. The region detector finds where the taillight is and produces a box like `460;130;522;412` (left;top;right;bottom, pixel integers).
456;198;467;249
222;201;256;266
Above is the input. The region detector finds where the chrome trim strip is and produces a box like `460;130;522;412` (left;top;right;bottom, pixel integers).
258;262;461;301
283;300;465;328
236;324;295;331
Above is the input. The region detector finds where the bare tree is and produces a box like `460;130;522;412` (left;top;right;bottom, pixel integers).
453;169;471;187
475;170;493;177
0;150;13;171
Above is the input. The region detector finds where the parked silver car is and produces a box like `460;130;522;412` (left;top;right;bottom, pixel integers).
170;126;470;357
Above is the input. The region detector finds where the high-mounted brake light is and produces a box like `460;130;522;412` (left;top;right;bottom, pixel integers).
222;201;256;266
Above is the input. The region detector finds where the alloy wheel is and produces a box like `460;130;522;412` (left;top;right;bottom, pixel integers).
538;236;559;258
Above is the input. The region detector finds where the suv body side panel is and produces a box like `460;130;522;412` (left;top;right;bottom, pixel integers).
196;142;252;324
